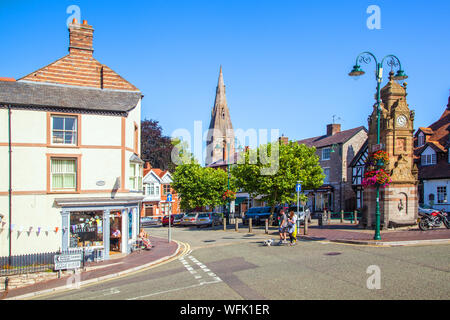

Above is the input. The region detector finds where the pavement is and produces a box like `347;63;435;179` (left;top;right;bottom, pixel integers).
296;222;450;246
2;221;449;300
2;235;182;300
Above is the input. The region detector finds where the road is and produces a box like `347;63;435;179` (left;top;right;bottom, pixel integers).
31;225;450;300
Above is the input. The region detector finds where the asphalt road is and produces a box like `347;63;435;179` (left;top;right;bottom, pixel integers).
32;225;450;300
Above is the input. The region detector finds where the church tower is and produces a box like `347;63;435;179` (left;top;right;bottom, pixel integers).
363;71;419;228
205;66;235;166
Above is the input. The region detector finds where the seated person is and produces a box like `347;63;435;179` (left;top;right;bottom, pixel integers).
110;226;121;250
138;228;152;249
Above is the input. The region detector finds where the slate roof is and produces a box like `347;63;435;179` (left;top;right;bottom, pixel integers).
297;126;367;148
0;80;142;114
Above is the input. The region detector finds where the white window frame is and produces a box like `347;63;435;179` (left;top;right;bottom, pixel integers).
421;154;436;166
129;163;143;191
418;132;425;147
323;167;330;184
437;187;447;204
51;115;78;145
322;148;331;161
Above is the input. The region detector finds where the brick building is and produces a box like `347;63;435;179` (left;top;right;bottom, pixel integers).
141;163;180;218
297;124;367;213
413;95;450;211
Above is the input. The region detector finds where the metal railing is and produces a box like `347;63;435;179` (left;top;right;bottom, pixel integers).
0;248;103;277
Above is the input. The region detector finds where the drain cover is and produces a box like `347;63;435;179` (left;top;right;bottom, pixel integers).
325;252;342;256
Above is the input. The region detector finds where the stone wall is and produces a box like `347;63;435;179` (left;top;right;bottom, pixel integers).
0;270;70;291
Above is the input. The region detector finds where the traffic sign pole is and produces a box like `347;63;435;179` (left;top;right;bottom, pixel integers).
167;194;173;243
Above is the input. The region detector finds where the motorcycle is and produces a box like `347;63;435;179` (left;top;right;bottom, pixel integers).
417;209;450;231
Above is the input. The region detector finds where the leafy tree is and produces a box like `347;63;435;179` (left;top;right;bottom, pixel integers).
172;163;236;211
232;140;324;221
141;119;172;170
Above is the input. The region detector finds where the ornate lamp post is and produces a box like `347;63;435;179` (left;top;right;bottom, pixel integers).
349;52;408;240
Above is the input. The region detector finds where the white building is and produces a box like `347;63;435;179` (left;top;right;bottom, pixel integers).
0;19;144;258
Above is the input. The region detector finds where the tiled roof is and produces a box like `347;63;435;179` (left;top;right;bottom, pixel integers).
419;161;450;180
297;126;367;148
0;80;141;114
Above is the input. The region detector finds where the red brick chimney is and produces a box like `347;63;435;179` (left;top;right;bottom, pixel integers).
68;19;94;56
327;124;341;136
279;136;289;145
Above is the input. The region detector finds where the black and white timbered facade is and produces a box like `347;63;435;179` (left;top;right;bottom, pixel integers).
350;142;368;210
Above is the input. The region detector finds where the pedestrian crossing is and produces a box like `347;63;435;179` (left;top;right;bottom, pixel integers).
178;250;222;285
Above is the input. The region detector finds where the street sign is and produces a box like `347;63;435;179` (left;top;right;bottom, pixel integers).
296;183;302;193
167;193;173;202
54;261;81;270
54;253;82;270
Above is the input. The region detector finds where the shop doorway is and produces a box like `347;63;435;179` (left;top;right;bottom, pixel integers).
110;211;122;253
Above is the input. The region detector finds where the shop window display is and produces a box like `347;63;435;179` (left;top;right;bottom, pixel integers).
70;211;104;248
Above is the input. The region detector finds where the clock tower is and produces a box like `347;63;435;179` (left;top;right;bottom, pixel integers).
363;71;419;228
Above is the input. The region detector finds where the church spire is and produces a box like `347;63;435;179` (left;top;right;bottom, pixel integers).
206;66;235;166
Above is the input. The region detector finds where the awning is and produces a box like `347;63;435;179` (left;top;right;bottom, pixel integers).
235;197;247;205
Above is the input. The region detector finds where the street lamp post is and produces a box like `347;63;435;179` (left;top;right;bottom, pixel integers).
349;52;408;240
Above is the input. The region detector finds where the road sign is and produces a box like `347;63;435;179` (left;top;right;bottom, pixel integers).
54;253;82;270
296;183;302;192
167;194;173;202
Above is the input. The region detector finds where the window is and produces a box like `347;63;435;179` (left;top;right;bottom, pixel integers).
437;187;447;204
145;183;156;196
163;184;171;195
129;163;142;191
418;132;425;147
323;168;330;184
52;116;77;145
421;154;436;166
51;158;77;191
322;148;331;161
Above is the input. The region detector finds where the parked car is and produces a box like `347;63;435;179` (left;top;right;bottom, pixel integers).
195;212;223;228
181;212;200;226
288;205;312;224
272;205;312;226
162;213;186;226
140;216;161;227
242;207;272;226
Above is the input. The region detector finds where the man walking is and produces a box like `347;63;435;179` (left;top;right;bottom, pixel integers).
278;210;288;245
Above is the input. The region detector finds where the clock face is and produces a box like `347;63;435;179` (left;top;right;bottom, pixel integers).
396;115;407;127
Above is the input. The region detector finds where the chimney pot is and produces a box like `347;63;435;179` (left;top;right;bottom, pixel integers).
72;18;78;24
83;20;88;25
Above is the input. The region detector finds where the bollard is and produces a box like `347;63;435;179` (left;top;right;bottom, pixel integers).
354;210;358;224
223;217;227;231
235;217;239;231
265;219;269;234
327;210;331;221
249;218;253;233
341;210;344;223
304;216;308;235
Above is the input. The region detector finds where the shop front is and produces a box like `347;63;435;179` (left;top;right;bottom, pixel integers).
55;196;143;260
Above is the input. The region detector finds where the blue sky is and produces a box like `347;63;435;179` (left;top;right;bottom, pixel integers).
1;0;449;146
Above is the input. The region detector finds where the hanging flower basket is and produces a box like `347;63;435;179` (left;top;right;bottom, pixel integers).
362;169;392;188
222;190;236;201
371;150;389;167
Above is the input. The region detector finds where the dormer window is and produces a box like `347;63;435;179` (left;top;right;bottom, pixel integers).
418;132;425;147
421;153;436;166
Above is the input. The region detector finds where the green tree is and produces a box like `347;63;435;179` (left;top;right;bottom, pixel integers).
232;140;324;221
172;163;235;211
